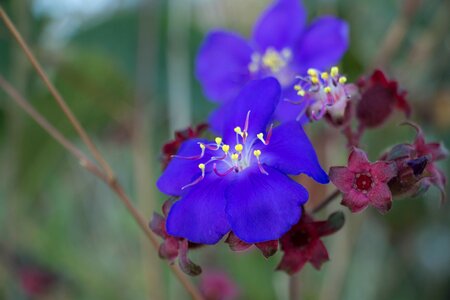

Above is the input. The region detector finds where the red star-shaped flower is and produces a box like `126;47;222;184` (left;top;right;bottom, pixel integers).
277;211;344;275
330;148;397;213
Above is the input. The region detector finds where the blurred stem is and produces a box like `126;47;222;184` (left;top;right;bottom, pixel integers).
167;0;192;133
0;6;114;181
289;274;300;300
311;190;341;214
0;8;204;299
370;0;421;70
0;74;204;300
133;1;165;299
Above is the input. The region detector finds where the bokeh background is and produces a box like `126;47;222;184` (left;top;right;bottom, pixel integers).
0;0;449;299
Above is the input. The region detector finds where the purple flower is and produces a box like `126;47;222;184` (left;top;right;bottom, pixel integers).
157;78;329;244
196;0;349;124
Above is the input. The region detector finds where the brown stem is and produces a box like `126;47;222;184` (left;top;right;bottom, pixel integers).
0;67;204;300
311;190;341;214
0;6;114;181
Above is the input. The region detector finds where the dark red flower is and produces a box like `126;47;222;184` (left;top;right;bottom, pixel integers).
384;123;448;202
200;271;239;300
330;148;397;213
161;123;208;169
225;232;278;258
277;211;344;275
149;199;202;276
356;69;411;128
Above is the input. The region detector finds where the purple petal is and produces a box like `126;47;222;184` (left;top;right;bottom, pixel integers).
166;176;231;244
225;166;308;243
252;0;307;51
196;30;253;103
274;86;310;123
157;139;212;196
260;121;329;183
294;16;349;72
218;78;281;143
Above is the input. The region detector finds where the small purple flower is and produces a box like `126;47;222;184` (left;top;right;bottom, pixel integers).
196;0;349;124
157;78;329;244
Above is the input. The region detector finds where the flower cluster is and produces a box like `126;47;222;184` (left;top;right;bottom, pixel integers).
151;0;447;283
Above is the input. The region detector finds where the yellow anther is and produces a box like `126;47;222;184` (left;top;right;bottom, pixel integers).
294;85;302;91
234;127;242;134
262;48;286;73
311;76;319;84
234;144;243;152
257;133;264;140
321;72;329;80
330;66;339;77
198;163;205;170
307;68;317;76
199;143;206;150
231;153;239;161
297;90;306;96
253;150;262;157
339;76;347;84
222;144;230;153
324;87;332;93
215;137;222;145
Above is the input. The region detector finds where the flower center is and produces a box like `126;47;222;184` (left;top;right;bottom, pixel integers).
289;66;351;121
353;173;374;193
173;111;272;190
248;47;293;86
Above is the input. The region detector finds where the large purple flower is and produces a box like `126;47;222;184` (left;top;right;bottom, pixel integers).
157;78;329;244
196;0;349;124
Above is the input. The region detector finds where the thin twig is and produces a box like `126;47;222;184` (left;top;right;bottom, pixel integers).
0;54;204;300
0;6;114;181
0;74;105;179
311;190;341;214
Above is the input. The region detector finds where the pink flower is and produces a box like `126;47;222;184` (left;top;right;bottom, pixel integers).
277;211;344;275
329;148;397;213
200;271;239;300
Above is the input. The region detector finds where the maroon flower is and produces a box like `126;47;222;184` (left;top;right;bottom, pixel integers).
330;148;397;213
200;271;239;300
356;69;411;128
149;199;202;276
277;211;344;275
225;232;278;258
384;123;448;202
18;266;58;297
161;123;208;169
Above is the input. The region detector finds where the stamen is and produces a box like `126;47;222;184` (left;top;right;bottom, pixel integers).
253;150;268;175
307;69;317;76
235;144;243;153
321;72;329;80
215;137;222;145
330;66;339;77
339;76;347;84
181;163;206;190
231;153;239;161
213;163;236;177
222;144;230;153
324;87;331;93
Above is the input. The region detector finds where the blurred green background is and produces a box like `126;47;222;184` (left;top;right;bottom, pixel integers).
0;0;449;299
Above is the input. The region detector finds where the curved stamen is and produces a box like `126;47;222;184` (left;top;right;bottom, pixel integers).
213;163;236;177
